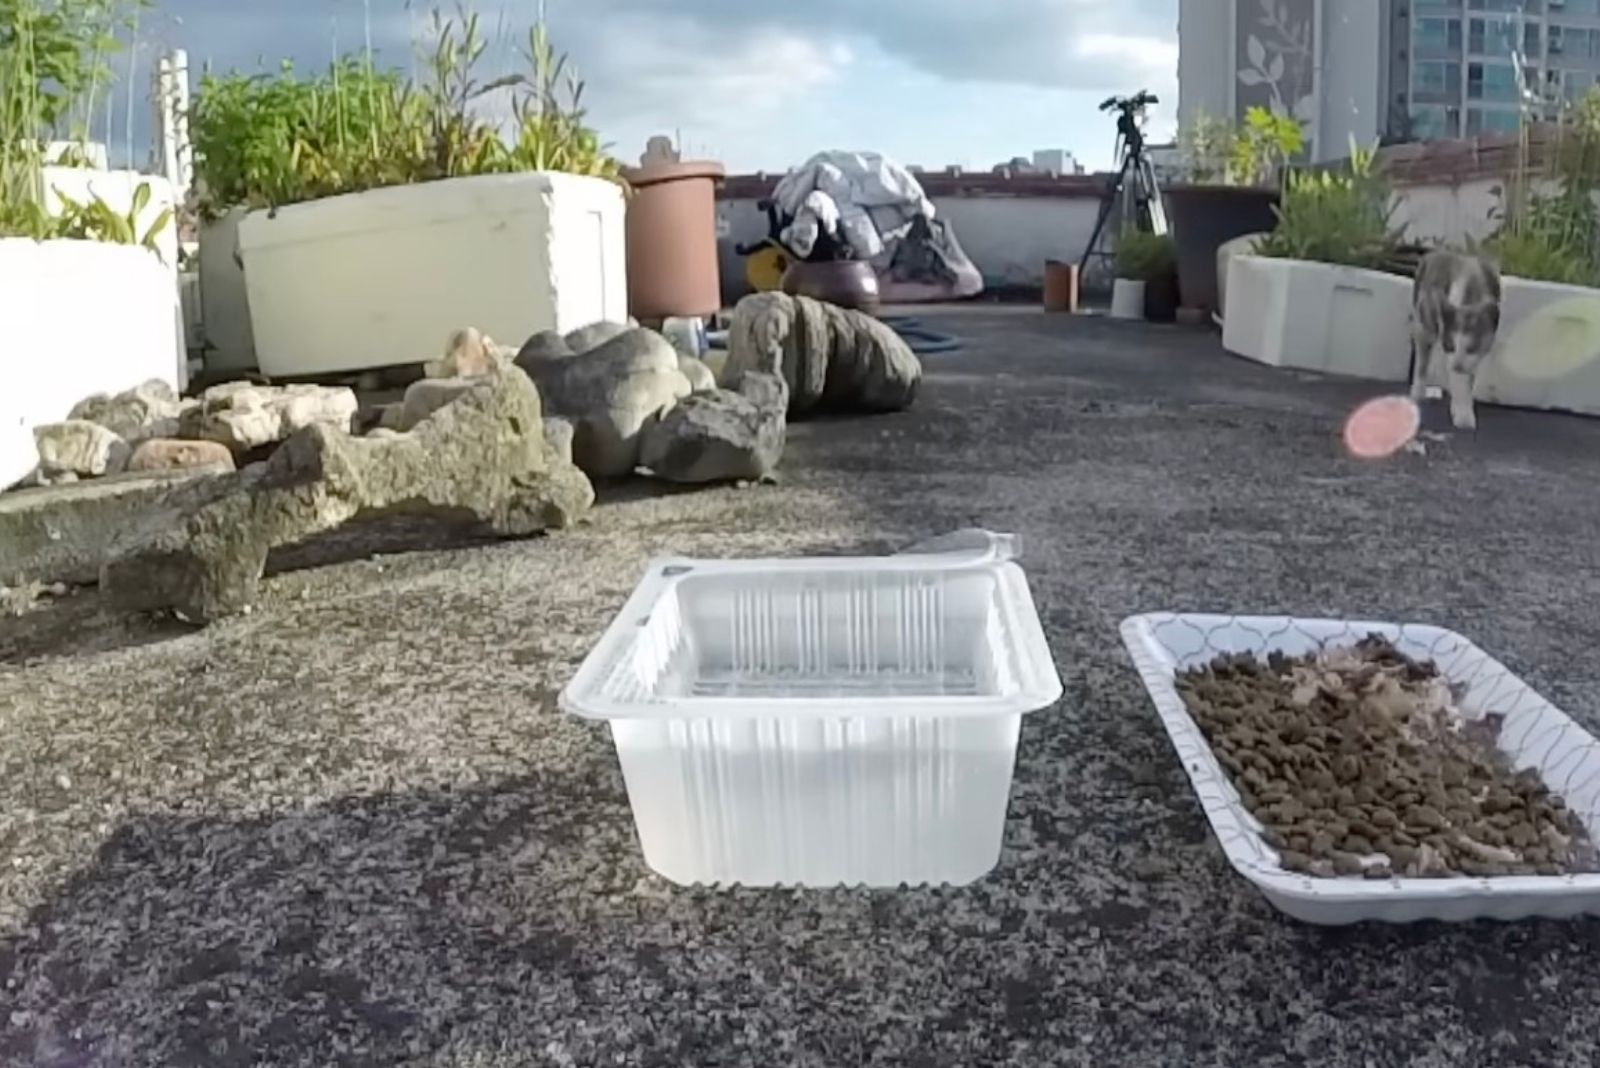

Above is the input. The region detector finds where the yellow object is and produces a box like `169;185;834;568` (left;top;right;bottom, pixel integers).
744;244;788;293
1499;295;1600;382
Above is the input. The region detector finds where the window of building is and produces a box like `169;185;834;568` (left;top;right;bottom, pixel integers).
1416;16;1464;54
1467;107;1524;133
1469;61;1522;100
1413;60;1465;99
1469;17;1521;56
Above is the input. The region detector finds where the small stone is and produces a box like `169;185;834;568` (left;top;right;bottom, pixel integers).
34;420;130;477
127;439;237;473
396;377;484;432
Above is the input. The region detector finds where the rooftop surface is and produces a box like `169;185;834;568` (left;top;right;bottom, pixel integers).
7;309;1600;1066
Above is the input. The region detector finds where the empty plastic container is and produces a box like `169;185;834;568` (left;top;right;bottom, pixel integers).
561;532;1063;887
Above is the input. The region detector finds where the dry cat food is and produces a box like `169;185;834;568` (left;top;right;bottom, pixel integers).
1174;636;1599;879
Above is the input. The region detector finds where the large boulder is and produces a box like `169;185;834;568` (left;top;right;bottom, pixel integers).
179;382;358;454
723;292;921;416
532;328;692;478
394;376;483;432
34;420;130;477
102;366;592;622
68;379;188;443
677;354;718;393
638;372;788;484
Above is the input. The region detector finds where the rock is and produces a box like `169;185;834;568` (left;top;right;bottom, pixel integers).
68;379;184;443
180;382;358;453
102;366;593;622
0;468;235;586
515;330;573;367
678;354;717;393
638;372;788;484
396;376;484;432
543;417;575;466
127;439;237;473
564;320;631;354
34;420;131;477
424;326;511;378
724;292;921;416
535;328;692;477
366;428;406;440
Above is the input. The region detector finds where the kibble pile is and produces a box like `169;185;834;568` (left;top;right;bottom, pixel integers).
1175;636;1598;879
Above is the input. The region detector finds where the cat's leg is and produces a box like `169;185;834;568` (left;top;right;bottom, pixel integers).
1448;350;1482;431
1409;318;1434;404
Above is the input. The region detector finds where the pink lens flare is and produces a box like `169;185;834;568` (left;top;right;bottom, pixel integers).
1343;395;1421;460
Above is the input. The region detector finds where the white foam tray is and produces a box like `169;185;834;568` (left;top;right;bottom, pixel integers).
562;549;1062;888
1120;613;1600;925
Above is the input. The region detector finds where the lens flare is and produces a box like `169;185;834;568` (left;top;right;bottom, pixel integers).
1496;296;1600;382
1344;395;1421;460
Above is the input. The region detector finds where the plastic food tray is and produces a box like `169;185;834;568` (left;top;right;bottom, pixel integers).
1121;613;1600;925
562;543;1062;888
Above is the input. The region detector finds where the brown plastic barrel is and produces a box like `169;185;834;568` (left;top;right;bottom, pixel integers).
1043;259;1078;313
620;160;726;320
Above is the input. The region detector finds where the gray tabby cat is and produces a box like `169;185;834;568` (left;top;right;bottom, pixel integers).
1410;250;1502;430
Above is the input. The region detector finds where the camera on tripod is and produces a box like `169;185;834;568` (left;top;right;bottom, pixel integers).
1099;90;1158;155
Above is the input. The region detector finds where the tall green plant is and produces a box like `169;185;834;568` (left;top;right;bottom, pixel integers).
1257;140;1401;268
1481;91;1600;286
187;2;620;217
1176;106;1304;187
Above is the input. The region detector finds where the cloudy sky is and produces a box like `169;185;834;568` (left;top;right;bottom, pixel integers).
126;0;1178;173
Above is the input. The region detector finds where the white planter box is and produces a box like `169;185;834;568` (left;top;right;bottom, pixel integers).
197;208;257;373
1223;255;1412;382
238;172;628;377
0;239;183;487
1476;275;1600;416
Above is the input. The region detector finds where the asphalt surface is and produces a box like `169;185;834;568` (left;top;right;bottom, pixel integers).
7;309;1600;1066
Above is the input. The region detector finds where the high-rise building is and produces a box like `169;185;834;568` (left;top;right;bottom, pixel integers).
1397;0;1600;140
1179;0;1600;155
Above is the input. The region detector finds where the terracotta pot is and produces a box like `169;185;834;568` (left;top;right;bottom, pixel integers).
780;259;881;316
1166;184;1280;314
620;160;725;319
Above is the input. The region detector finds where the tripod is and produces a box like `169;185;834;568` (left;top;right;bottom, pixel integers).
1079;92;1168;287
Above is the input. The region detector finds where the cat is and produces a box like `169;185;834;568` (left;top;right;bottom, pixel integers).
1409;250;1502;431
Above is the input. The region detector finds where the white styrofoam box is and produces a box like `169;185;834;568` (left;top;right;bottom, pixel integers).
1475;275;1600;416
561;549;1063;888
197;209;257;373
39;167;180;275
1222;255;1412;382
237;172;628;377
1121;612;1600;925
0;239;183;486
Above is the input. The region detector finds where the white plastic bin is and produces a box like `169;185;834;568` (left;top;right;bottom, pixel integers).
1121;612;1600;925
562;536;1063;887
237;172;628;376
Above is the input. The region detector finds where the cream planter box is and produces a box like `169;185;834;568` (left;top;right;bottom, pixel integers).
198;208;258;373
1223;256;1412;382
0;239;183;487
1476;276;1600;416
238;172;628;377
40;168;180;275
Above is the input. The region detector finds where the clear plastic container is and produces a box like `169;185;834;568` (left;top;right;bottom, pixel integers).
561;532;1062;887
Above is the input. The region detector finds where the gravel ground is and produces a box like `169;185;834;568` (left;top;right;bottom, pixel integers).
7;309;1600;1067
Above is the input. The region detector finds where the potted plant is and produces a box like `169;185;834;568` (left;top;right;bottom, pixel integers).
1;0;179;486
192;7;627;378
1114;228;1178;322
1166;107;1302;316
1223;140;1411;381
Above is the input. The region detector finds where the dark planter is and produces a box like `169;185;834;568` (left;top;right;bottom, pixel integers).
1166;184;1280;314
1143;267;1179;322
781;259;881;316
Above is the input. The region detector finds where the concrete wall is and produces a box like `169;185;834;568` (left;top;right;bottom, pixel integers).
715;194;1103;297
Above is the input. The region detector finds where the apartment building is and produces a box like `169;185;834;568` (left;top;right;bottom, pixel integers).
1179;0;1600;155
1399;0;1600;140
